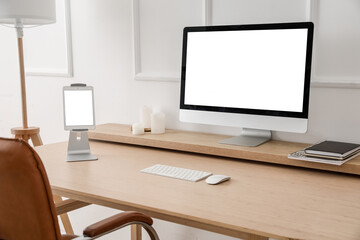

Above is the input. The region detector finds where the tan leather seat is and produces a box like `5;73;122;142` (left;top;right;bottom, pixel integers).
0;137;159;240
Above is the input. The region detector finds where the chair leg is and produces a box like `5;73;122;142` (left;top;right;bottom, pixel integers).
53;194;75;235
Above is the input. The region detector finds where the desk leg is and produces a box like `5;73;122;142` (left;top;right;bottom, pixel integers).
53;194;75;235
131;224;142;240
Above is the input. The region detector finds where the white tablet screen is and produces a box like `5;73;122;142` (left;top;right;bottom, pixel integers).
63;88;95;129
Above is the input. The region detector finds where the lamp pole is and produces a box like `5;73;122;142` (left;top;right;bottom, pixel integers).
15;24;28;129
10;23;42;145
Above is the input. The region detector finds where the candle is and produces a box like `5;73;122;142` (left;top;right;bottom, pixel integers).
140;106;152;129
132;123;145;135
151;112;165;134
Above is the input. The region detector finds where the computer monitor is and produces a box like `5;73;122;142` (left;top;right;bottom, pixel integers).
180;22;314;146
63;84;97;161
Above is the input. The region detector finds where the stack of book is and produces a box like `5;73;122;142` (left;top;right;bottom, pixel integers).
289;140;360;165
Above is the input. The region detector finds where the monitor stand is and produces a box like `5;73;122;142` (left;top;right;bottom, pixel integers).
67;130;98;162
219;128;271;147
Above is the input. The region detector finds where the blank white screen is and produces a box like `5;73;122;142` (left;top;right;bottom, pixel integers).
184;29;308;112
64;90;94;127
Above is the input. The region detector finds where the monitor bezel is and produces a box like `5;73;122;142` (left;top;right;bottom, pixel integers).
180;22;314;119
63;85;96;131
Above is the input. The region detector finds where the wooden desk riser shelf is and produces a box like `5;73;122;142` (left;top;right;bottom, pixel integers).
88;123;360;176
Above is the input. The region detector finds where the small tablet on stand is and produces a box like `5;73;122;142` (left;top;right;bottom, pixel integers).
63;83;98;161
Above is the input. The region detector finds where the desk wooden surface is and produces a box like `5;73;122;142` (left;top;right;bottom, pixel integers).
88;123;360;175
36;140;360;240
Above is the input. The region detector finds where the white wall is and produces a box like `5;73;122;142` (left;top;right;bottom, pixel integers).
1;0;360;239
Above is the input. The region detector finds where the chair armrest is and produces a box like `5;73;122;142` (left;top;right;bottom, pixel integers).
83;211;159;240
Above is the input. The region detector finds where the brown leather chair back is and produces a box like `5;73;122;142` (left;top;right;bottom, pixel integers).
0;138;61;240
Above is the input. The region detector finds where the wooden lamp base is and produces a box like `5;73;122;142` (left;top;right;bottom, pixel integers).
11;127;43;146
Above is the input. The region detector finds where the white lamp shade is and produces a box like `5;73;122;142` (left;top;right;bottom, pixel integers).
0;0;56;25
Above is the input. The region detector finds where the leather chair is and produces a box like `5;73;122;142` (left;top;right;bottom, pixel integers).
0;137;160;240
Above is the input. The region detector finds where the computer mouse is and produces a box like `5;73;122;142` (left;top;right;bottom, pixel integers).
205;175;231;185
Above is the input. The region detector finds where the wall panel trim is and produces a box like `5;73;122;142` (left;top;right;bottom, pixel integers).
26;0;73;77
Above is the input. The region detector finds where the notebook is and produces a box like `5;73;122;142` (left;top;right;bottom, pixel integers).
304;141;360;158
288;150;356;165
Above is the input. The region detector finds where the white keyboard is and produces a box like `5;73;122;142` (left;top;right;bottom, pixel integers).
141;164;212;182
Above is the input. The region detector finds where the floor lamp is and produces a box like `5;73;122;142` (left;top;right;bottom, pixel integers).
0;0;56;145
0;0;76;235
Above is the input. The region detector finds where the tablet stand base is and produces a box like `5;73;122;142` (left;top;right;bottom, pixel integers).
67;130;98;162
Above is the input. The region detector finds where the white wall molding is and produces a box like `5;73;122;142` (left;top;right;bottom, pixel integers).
308;0;360;89
311;76;360;89
305;0;315;21
26;0;73;77
204;0;213;26
132;0;317;83
310;77;360;89
132;0;179;82
311;79;360;88
132;0;210;82
134;72;179;82
132;0;360;89
132;0;142;81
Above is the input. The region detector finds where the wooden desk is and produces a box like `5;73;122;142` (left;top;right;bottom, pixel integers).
36;140;360;240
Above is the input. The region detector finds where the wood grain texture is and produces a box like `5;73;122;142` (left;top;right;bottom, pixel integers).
131;225;142;240
53;194;74;235
55;198;90;215
88;123;360;175
17;37;28;128
36;141;360;240
11;127;43;146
